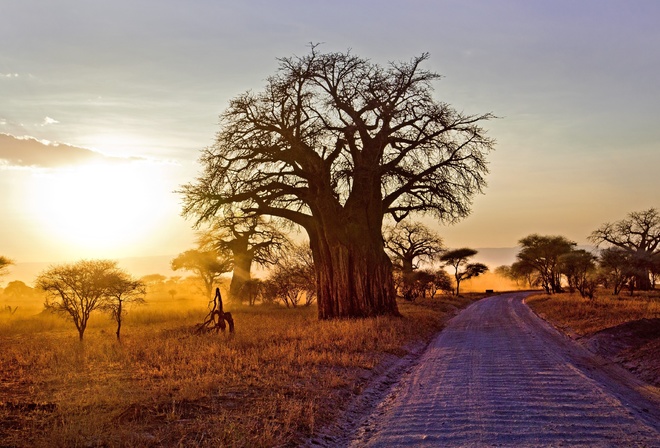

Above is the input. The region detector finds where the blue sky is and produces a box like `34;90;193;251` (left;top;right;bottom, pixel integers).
1;0;659;264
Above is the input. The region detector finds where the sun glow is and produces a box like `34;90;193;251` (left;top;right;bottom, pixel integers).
27;161;171;259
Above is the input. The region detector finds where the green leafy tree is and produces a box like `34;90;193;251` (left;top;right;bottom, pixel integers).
558;249;597;298
2;280;37;301
598;247;633;295
496;263;539;289
440;248;488;295
180;47;494;319
516;235;576;294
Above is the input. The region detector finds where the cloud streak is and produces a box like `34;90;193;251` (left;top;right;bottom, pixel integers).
0;133;139;168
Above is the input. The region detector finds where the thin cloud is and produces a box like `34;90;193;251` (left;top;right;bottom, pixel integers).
0;133;141;168
42;117;59;126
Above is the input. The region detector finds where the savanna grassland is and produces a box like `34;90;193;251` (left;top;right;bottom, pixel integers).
526;290;660;336
526;289;660;386
0;289;487;447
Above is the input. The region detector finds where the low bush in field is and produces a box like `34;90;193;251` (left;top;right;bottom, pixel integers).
0;294;484;447
526;290;660;336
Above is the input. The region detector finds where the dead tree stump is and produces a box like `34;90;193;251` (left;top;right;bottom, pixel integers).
196;288;235;334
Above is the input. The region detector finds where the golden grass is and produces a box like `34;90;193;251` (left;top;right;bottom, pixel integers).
0;294;484;447
526;290;660;336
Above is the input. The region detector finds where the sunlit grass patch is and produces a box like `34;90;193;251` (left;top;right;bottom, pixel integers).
0;293;485;447
526;290;660;336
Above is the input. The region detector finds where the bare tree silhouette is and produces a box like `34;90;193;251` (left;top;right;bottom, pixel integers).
181;47;494;319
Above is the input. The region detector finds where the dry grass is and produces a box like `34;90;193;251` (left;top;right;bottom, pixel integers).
0;294;484;447
526;289;660;336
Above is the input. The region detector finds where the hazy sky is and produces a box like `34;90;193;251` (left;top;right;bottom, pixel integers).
1;0;659;266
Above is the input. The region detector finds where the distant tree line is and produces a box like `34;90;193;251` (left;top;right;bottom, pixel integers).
498;208;660;299
169;218;488;311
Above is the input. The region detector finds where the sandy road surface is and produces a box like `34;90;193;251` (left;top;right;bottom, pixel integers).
350;293;660;447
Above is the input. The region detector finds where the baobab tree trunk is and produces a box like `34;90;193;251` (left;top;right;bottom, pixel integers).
229;254;252;304
309;212;400;319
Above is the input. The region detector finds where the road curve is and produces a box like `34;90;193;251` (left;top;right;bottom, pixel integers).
351;292;660;447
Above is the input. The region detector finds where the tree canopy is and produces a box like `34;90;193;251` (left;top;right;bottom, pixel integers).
36;260;140;341
181;47;494;319
384;221;445;274
440;248;488;295
101;270;146;340
516;234;576;294
171;249;232;299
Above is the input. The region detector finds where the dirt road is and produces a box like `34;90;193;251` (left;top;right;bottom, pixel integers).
350;293;660;447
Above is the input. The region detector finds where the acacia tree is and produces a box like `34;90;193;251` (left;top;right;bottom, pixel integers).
589;208;660;291
440;248;488;295
598;247;634;295
427;269;454;297
171;249;232;299
36;260;119;341
101;271;146;341
558;249;597;298
496;263;539;289
180;48;493;319
516;235;575;294
197;215;289;305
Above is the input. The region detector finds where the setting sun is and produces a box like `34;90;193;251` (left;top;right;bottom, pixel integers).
25;161;170;258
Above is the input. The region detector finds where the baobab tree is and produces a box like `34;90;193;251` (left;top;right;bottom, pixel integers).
197;215;289;305
384;221;444;300
589;208;660;290
171;249;232;300
384;221;445;275
180;47;494;319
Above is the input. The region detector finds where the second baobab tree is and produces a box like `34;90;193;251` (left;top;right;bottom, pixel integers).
197;215;289;305
181;47;494;319
384;221;445;300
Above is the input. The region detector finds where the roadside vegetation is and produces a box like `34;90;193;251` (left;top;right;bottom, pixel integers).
526;290;660;336
0;281;487;447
